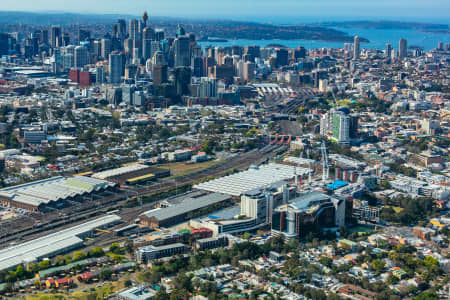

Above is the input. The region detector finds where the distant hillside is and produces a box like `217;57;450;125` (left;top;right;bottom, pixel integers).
319;20;449;32
0;11;366;42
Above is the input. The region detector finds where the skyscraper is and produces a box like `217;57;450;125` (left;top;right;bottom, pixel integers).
101;38;112;60
276;48;289;67
129;19;140;41
320;108;351;145
74;45;89;69
353;36;360;59
117;19;127;39
50;26;62;48
142;27;155;41
96;66;105;85
173;36;190;67
154;29;165;41
0;33;9;56
142;39;152;61
78;29;91;44
243;61;255;81
399;38;407;58
109;52;123;84
385;43;393;59
40;29;49;45
199;77;217;98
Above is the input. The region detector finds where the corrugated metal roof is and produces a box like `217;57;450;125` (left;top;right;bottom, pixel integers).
0;176;115;207
92;164;148;179
0;214;121;271
194;163;311;196
141;193;231;221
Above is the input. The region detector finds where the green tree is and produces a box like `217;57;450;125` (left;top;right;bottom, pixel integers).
99;269;113;281
88;247;105;258
423;256;438;268
413;291;438;300
371;259;385;272
73;250;87;261
109;243;121;254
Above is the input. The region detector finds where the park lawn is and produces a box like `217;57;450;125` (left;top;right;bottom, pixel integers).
158;160;220;176
26;281;125;300
387;206;404;213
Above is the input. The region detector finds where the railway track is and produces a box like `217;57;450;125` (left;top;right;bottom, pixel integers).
0;145;285;248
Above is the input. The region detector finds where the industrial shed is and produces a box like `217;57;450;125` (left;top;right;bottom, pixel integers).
193;163;311;196
92;164;170;185
140;193;232;229
0;214;121;271
0;176;117;212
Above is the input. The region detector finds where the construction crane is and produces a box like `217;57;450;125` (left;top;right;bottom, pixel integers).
320;140;329;184
295;151;303;189
306;148;312;186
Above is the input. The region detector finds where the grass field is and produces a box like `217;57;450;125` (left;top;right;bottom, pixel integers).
386;206;404;213
25;279;127;300
157;160;220;177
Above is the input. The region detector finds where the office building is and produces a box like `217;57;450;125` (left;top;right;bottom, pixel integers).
136;243;188;263
174;36;190;67
385;43;393;59
0;33;9;56
154;29;165;41
192;56;203;77
353;36;360;59
276;48;289;67
175;66;192;96
101;38;111;60
244;45;260;62
62;53;74;70
142;26;155;40
142;39;152;61
195;236;228;251
320;107;356;145
243;61;255;81
152;63;168;86
109;52;123;84
129;19;140;41
241;190;272;226
199;77;217;98
78;29;90;44
74;45;89;69
399;38;407;58
272;192;344;239
96;66;105;85
122;85;135;105
117;19;127;38
50;26;61;48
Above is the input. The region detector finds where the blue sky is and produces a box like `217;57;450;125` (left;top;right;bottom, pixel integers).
2;0;450;22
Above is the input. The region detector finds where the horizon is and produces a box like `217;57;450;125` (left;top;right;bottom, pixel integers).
0;0;449;24
0;10;449;26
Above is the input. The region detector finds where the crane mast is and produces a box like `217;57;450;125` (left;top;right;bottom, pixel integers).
320;140;329;183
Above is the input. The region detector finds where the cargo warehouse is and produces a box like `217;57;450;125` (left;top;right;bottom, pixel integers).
0;176;117;212
139;192;232;229
0;214;121;271
92;164;170;185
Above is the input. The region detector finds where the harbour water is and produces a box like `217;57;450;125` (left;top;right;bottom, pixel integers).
198;27;449;51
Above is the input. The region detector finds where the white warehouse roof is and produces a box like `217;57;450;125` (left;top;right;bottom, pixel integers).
0;176;115;208
0;214;121;271
193;163;311;196
92;164;148;180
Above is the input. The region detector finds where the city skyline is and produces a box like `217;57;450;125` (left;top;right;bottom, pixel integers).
1;0;450;22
